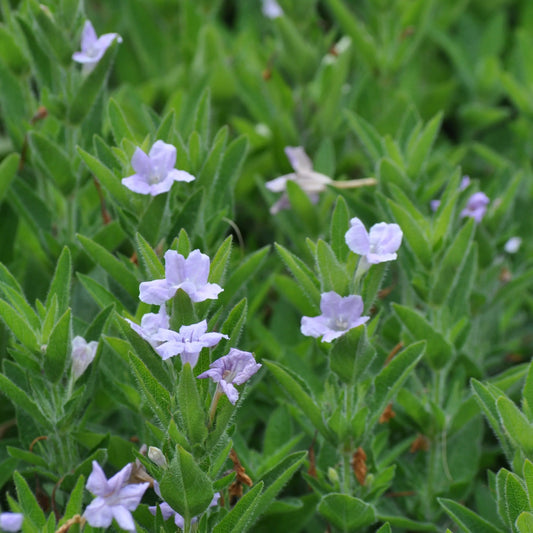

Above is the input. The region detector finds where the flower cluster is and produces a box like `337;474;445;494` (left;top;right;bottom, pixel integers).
301;217;403;342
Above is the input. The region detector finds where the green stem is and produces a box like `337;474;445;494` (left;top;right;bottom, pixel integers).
208;388;223;428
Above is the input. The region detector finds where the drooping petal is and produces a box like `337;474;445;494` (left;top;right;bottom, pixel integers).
116;482;150;510
0;513;24;532
121;175;152;195
265;175;292;192
200;331;229;347
168;169;196;183
186;282;223;302
148;176;175;196
72;51;99;63
139;279;174;305
94;33;121;55
301;315;330;339
156;340;185;360
219;380;239;405
149;140;177;173
345;218;370;255
285;146;313;172
84;497;114;528
111;506;136;532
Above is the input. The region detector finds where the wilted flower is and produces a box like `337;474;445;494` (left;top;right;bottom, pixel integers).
121;141;195;196
149;482;219;529
266;147;376;214
72;20;121;73
83;461;149;532
197;349;262;405
345;218;403;264
154;320;228;367
71;336;98;380
262;0;283;19
460;192;489;223
504;236;522;254
139;249;223;305
301;291;369;342
0;513;23;532
125;306;169;348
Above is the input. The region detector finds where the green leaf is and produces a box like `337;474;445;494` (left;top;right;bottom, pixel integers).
60;475;85;524
286;180;319;235
393;304;452;369
439;497;504;533
0;374;48;426
523;460;533;510
430;218;475;305
45;246;71;315
315;239;350;294
387;199;431;268
128;351;171;427
497;396;533;454
135;232;165;279
0;299;38;351
27;132;75;194
159;445;214;521
264;360;335;443
77;273;123;313
517;512;533;533
505;472;531;527
406;112;443;177
178;363;208;447
14;471;46;528
44;308;71;383
69;40;119;124
77;146;130;206
108;98;135;144
369;341;425;428
0;153;19;203
212;482;264;533
330;196;350;261
211;298;247;360
274;243;320;310
345;110;383;162
318;493;376;531
77;234;139;298
210;236;233;286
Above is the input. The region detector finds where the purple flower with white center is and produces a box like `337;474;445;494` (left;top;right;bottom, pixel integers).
0;513;23;532
345;218;403;264
71;336;98;380
262;0;284;18
197;349;262;405
125;306;169;349
139;249;223;305
266;147;331;214
153;320;228;367
121;141;195;196
83;461;149;532
460;192;489;223
149;484;219;529
72;21;121;73
301;291;369;342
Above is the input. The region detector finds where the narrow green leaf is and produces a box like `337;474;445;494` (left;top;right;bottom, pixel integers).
315;240;349;294
135;232;164;279
44;308;71;383
0;299;38;351
108;98;135;144
45;246;71;315
14;471;46;528
345;110;383;162
178;363;208;447
0;153;19;203
330;196;350;261
497;396;533;454
406;112;443;177
0;374;47;426
439;497;504;533
517;512;533;533
77;273;123;312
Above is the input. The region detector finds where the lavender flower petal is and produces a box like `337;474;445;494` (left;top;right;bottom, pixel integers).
0;513;23;532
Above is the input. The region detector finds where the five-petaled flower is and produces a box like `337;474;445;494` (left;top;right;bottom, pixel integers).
0;513;23;532
460;192;489;223
72;20;122;73
121;140;195;196
345;218;403;264
154;320;228;367
125;306;169;349
197;349;262;405
139;249;223;305
71;336;98;380
83;461;149;532
301;291;369;342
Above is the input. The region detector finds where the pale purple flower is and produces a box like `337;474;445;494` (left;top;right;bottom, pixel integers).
197;349;262;405
72;21;121;72
345;218;403;264
139;249;223;305
83;461;149;532
266;147;331;214
149;483;219;528
0;513;23;532
504;236;522;254
122;141;195;196
71;336;98;380
153;320;228;367
429;199;441;212
125;306;169;348
262;0;284;18
301;291;369;342
460;192;489;223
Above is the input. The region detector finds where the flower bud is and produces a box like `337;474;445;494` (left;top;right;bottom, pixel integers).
148;446;168;468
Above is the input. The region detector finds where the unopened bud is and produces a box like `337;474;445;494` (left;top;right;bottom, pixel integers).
148;446;168;468
327;467;339;485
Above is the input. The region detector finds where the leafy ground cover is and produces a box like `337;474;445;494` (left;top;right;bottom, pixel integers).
0;0;533;531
